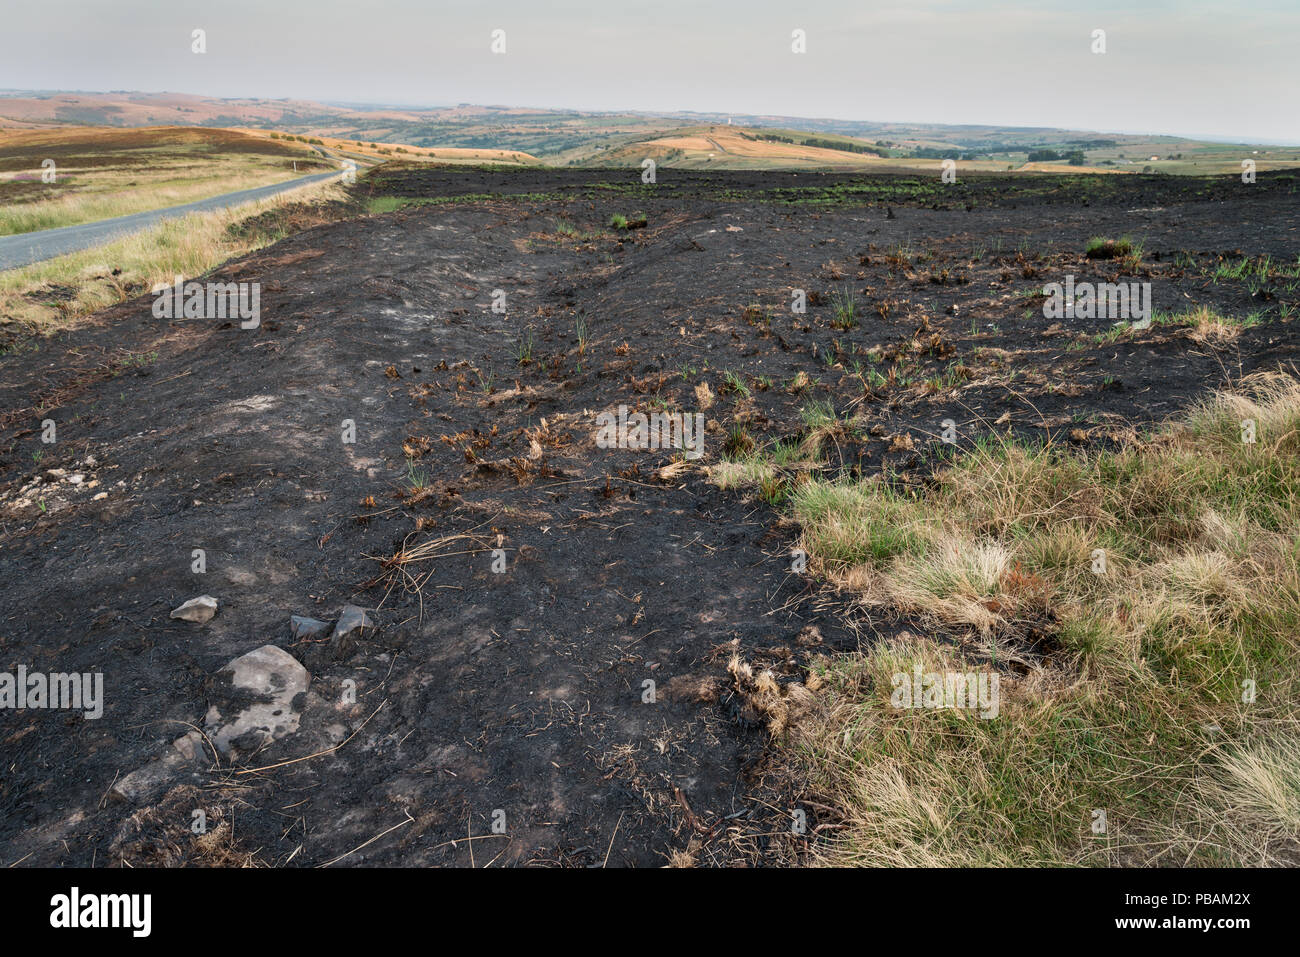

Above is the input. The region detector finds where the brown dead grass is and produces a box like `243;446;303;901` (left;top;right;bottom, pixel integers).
718;372;1300;866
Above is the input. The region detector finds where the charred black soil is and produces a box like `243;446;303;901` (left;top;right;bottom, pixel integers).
1;166;1297;866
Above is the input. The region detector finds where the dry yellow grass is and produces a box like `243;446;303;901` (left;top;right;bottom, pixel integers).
718;373;1300;866
236;129;540;166
0;126;330;235
0;178;349;334
634;126;885;168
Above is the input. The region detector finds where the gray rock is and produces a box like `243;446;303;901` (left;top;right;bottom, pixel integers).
111;646;313;804
290;615;331;640
204;645;311;758
331;604;374;640
111;731;206;804
170;595;218;623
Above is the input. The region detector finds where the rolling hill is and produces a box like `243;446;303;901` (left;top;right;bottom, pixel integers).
3;90;1299;174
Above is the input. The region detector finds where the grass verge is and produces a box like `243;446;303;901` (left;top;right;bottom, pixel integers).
1;179;355;338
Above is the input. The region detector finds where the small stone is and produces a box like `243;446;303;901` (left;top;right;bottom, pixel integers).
170;595;218;623
290;615;331;640
171;730;204;761
112;756;186;804
92;491;108;501
331;604;374;640
111;731;206;804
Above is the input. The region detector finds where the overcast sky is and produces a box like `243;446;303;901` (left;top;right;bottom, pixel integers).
3;0;1296;143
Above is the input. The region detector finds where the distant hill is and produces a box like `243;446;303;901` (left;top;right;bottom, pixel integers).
3;90;1298;174
586;126;885;170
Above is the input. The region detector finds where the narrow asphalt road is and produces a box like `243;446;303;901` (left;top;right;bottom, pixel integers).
0;167;347;272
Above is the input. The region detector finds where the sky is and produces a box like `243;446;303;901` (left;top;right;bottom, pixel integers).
2;0;1297;143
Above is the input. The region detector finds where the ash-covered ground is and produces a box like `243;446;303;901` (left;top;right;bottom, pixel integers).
1;166;1296;866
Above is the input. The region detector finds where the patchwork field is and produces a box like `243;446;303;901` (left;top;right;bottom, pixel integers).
233;129;542;167
1;164;1297;866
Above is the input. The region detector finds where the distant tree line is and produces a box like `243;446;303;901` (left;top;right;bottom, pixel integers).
750;132;878;155
269;133;325;145
1027;149;1087;165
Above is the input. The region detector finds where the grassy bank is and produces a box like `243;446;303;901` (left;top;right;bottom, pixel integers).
0;165;314;236
0;178;353;336
0;126;333;236
715;373;1300;865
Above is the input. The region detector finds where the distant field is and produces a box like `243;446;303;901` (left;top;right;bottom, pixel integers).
596;125;885;170
234;128;541;166
0;126;332;236
585;125;1127;175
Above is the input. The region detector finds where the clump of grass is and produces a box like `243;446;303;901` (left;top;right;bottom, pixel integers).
1174;306;1262;342
609;211;647;231
789;481;923;565
723;425;757;459
405;457;428;491
758;474;788;505
710;456;776;489
1092;307;1262;347
727;372;1300;866
1085;236;1135;260
719;370;751;398
799;399;838;431
513;328;535;365
830;286;859;330
554;218;584;239
574;315;589;355
884;245;913;270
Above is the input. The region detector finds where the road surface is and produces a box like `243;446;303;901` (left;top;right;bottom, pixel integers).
0;167;347;272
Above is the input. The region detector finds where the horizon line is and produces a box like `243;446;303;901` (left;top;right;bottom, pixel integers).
1;87;1297;149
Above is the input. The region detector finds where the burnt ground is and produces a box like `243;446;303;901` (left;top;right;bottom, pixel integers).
1;166;1298;867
